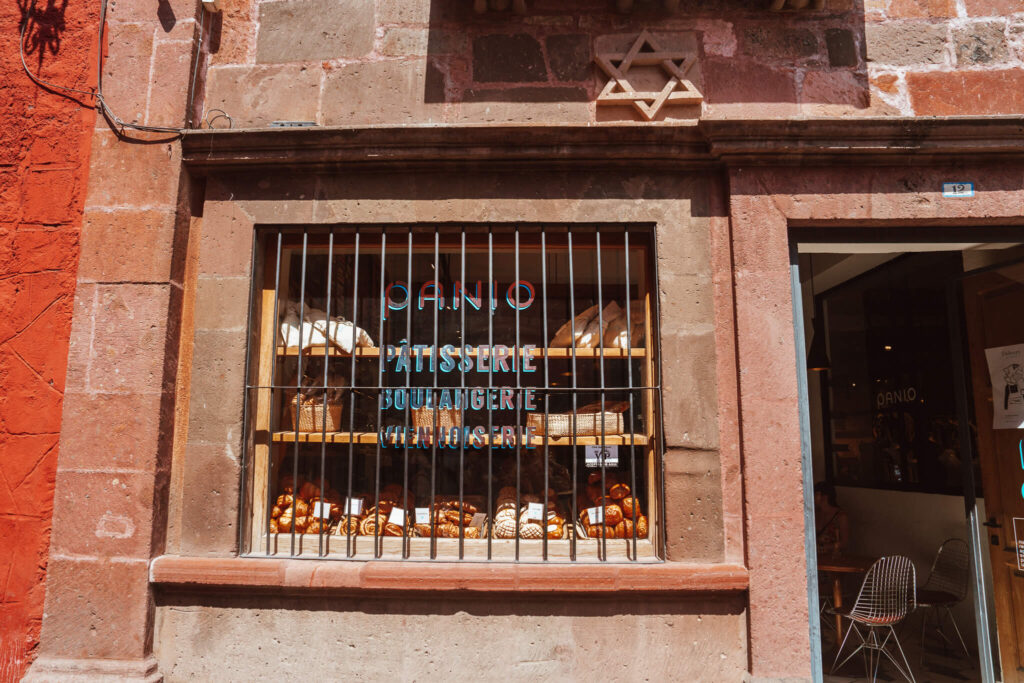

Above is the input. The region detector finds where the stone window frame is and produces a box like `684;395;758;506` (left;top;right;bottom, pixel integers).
164;133;746;594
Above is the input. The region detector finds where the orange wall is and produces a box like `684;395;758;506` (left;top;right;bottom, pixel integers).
0;0;96;678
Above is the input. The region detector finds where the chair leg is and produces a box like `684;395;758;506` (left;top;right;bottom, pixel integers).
885;624;916;683
944;606;971;658
832;622;867;675
919;606;929;668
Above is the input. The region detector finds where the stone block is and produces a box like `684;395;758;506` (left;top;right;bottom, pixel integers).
800;69;869;108
825;28;859;67
908;69;1024;115
194;276;251;331
473;34;546;83
660;327;720;451
186;329;246;445
702;57;796;104
377;0;431;23
59;391;165;471
63;283;96;392
79;209;177;283
178;442;240;554
963;0;1020;15
145;40;193;128
320;60;445;125
664;449;724;563
104;0;196;25
197;200;256;277
740;25;820;61
380;27;429;56
204;64;322;129
887;0;957;17
256;0;374;63
32;557;151;660
98;22;154;126
84;130;181;208
88;284;172;393
954;20;1010;65
546;34;591;82
865;21;947;66
49;470;156;558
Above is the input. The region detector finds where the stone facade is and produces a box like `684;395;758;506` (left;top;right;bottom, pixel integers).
9;0;1024;681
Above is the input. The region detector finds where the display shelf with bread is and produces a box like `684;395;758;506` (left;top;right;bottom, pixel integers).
244;226;664;564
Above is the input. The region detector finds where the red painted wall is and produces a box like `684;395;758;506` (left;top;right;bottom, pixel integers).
1;1;96;678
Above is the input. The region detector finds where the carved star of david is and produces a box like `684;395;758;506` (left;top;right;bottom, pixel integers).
595;30;703;121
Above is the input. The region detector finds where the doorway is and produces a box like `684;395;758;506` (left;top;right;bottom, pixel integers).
794;236;1024;682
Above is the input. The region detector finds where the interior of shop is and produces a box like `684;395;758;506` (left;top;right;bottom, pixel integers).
798;238;1024;682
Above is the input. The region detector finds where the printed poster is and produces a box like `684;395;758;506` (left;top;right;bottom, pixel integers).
985;344;1024;429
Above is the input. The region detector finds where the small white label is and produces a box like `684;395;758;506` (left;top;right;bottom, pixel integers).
586;506;604;524
345;498;363;516
942;182;974;198
312;501;331;520
415;507;431;524
526;502;545;521
470;512;486;529
585;445;619;468
388;507;405;526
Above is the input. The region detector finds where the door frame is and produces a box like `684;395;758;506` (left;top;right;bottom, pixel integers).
790;236;1024;683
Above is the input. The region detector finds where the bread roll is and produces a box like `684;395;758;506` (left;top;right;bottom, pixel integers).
620;496;640;519
636;515;649;539
268;518;279;533
604;504;623;527
615;519;634;539
335;516;360;536
519;522;544;539
587;524;616;539
492;517;517;539
609;482;630;500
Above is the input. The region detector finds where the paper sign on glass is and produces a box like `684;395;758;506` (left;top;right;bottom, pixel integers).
312;501;331;520
585;444;619;468
586;506;604;524
415;507;430;524
985;344;1024;429
470;513;486;529
345;498;363;516
526;502;545;521
387;507;405;526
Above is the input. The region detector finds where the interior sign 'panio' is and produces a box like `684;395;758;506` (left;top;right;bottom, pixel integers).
381;278;544;450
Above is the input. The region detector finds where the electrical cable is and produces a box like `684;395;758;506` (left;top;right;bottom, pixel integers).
19;0;218;138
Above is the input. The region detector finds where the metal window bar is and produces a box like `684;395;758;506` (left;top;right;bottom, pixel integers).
248;225;664;563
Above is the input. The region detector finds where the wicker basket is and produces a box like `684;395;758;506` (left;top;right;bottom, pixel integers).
412;406;462;429
289;396;344;432
526;410;625;438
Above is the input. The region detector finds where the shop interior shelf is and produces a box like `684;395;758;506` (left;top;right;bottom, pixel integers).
271;431;650;446
260;535;660;563
276;346;645;358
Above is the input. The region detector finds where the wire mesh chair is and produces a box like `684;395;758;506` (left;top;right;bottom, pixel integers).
831;555;917;682
918;538;971;663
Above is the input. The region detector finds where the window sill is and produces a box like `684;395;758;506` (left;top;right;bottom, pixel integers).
150;555;748;594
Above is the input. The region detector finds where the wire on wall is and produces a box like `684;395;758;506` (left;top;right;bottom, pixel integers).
19;0;213;139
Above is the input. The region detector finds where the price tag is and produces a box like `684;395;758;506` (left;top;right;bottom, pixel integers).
586;506;604;524
345;498;363;516
526;502;545;521
312;501;331;520
942;182;974;198
415;507;431;524
388;507;405;526
585;444;619;468
469;512;486;529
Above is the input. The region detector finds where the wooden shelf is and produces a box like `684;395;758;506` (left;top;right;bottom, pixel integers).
276;346;645;358
272;431;649;446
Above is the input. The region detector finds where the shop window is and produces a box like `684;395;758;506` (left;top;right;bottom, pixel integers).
242;225;664;562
